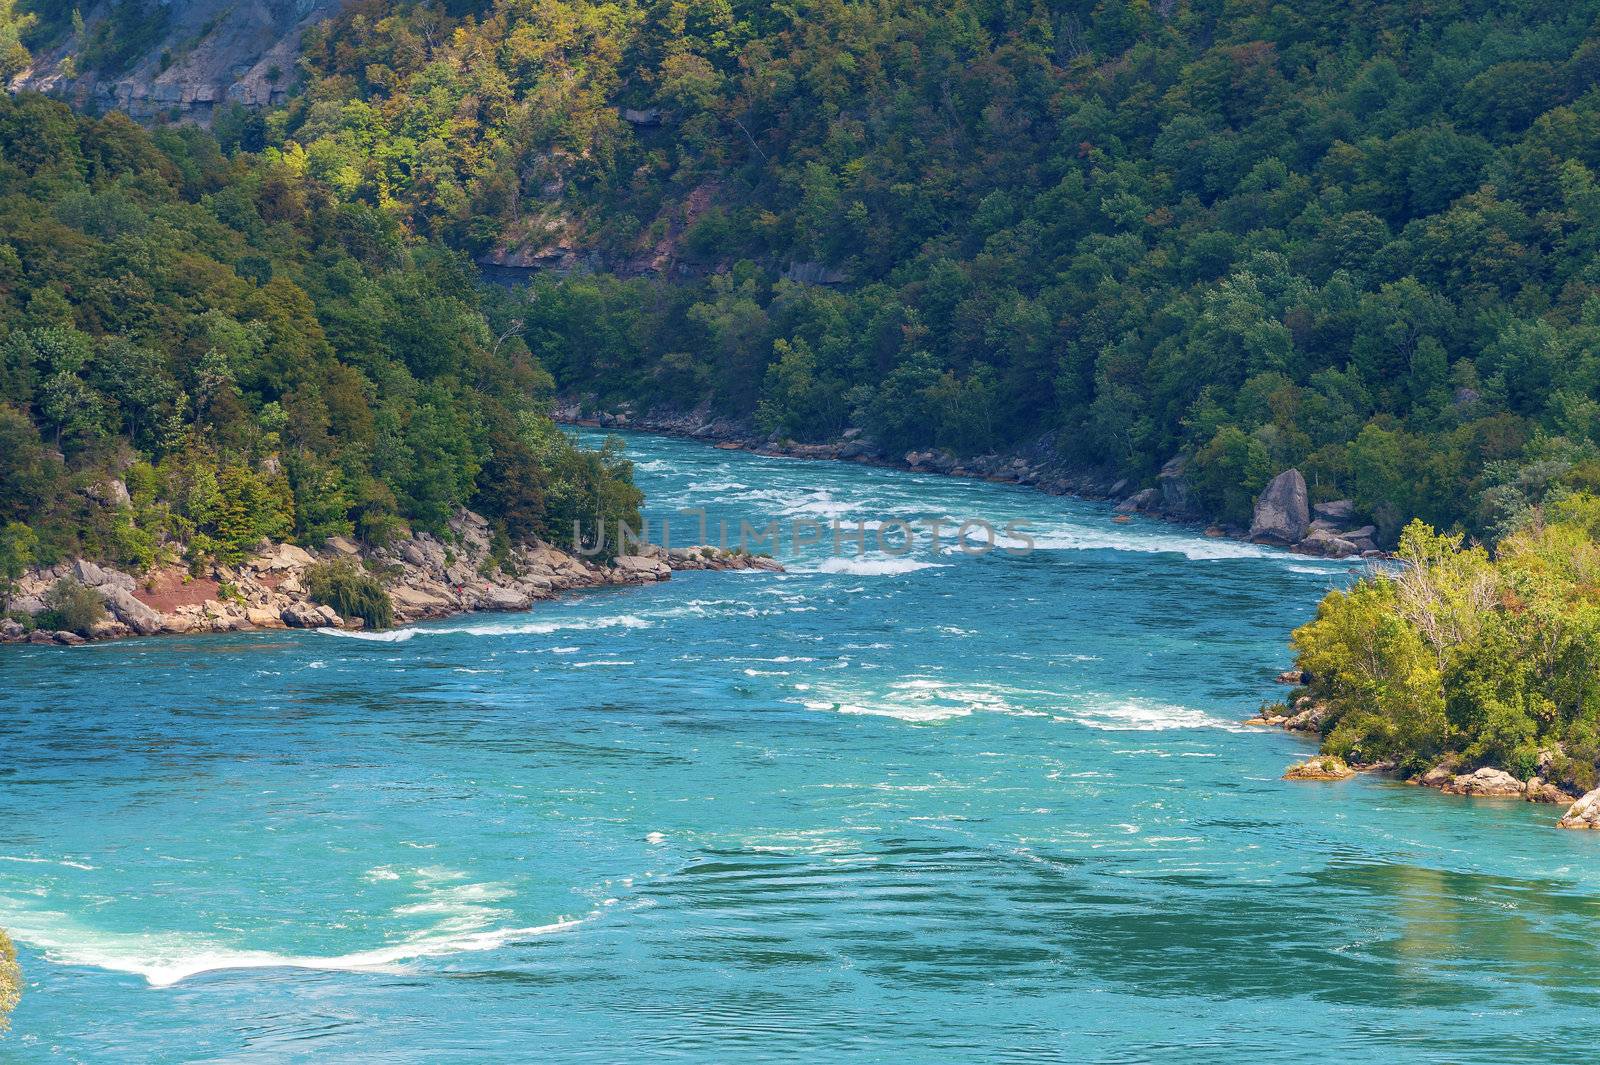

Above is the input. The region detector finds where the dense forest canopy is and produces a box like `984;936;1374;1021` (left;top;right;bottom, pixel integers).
241;0;1600;543
6;0;1600;561
0;92;639;573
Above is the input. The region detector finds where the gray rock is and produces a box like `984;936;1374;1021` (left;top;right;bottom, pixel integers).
782;261;849;285
71;560;136;592
324;535;361;556
1442;767;1524;798
88;479;132;507
1298;527;1359;558
1312;499;1354;522
1115;488;1161;514
101;587;164;635
279;603;325;628
0;618;21;641
1157;455;1192;515
1559;787;1600;829
1249;469;1310;545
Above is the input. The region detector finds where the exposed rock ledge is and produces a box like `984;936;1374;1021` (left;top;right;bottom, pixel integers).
0;509;779;646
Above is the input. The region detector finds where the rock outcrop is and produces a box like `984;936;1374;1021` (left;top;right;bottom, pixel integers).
1284;755;1354;780
1440;767;1526;798
1558;788;1600;829
1249;469;1310;545
1;509;782;646
14;0;353;125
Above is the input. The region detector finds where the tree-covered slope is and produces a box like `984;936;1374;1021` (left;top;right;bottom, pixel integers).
0;92;638;574
267;0;1600;543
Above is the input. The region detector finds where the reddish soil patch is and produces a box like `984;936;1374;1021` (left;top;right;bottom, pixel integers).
133;568;221;612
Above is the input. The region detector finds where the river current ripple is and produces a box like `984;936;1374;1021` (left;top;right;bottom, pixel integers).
3;430;1599;1062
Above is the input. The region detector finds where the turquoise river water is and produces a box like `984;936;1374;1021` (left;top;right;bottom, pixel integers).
4;430;1600;1062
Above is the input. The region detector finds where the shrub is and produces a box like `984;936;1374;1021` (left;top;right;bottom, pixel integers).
305;560;393;629
34;578;105;635
0;926;18;1032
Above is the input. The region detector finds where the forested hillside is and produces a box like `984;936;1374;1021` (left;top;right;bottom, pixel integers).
0;92;639;573
262;0;1600;543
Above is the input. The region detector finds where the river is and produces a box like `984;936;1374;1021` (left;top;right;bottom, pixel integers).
3;429;1599;1062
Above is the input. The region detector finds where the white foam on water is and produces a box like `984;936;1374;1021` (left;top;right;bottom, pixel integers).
0;855;93;871
1;863;591;987
800;556;947;576
0;910;586;988
800;678;1040;723
317;614;652;642
685;480;749;493
1066;697;1240;732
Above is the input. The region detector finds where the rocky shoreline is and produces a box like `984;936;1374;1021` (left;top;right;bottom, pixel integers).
1256;675;1600;830
556;400;1389;561
1;507;779;647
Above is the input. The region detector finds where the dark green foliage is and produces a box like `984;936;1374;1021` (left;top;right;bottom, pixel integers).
282;0;1600;542
78;0;169;76
1294;510;1600;787
305;559;394;630
0;93;639;569
35;577;105;635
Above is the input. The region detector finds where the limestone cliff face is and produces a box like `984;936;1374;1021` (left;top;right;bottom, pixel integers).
12;0;351;123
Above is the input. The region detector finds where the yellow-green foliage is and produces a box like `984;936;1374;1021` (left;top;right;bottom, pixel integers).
0;926;19;1032
1293;507;1600;783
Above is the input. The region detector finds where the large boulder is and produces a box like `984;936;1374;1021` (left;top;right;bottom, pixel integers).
1249;469;1310;545
324;535;361;556
1558;788;1600;829
470;584;532;611
71;559;135;591
1115;488;1161;514
252;544;316;573
613;555;672;581
1157;455;1193;516
101;587;164;636
279;603;326;628
1524;777;1576;805
1312;499;1355;523
1297;528;1360;559
1441;767;1525;798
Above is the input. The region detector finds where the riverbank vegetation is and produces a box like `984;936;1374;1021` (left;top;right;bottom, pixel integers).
0;93;640;577
250;0;1600;544
1291;488;1600;793
0;927;18;1032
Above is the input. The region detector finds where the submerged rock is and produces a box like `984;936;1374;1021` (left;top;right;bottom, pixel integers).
1249;469;1310;545
1284;755;1354;780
